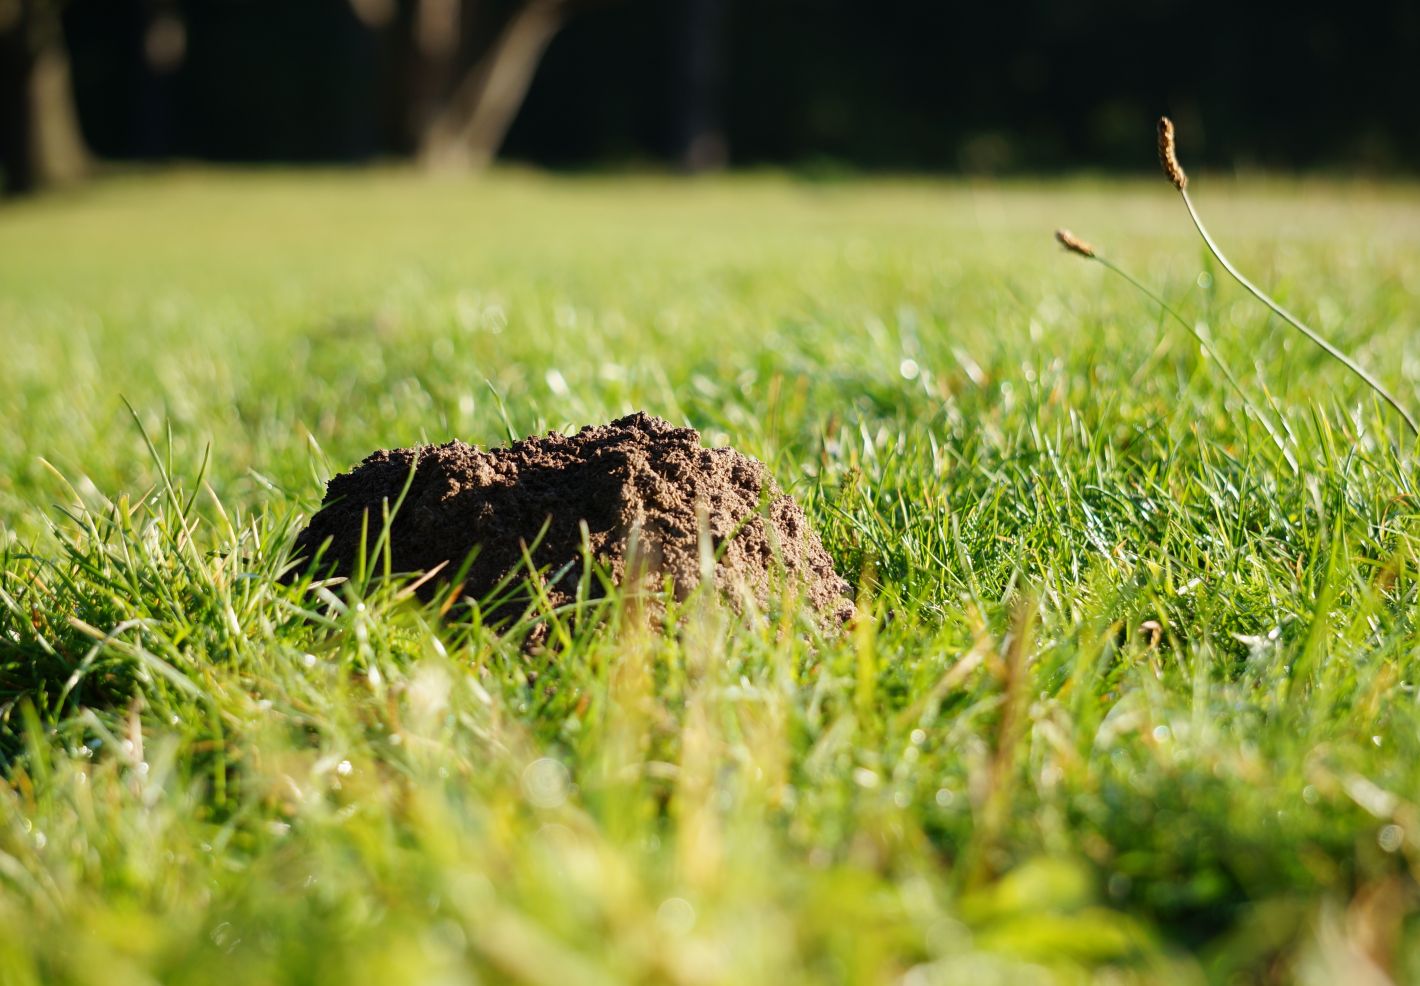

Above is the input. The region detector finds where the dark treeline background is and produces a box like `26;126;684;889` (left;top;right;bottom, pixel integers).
24;0;1420;180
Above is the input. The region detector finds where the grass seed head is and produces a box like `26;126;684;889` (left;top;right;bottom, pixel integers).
1055;229;1096;258
1157;117;1188;191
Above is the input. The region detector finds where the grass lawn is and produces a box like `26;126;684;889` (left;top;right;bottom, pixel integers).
2;170;1420;984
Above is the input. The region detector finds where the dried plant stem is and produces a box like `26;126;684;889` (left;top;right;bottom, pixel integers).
1159;118;1418;438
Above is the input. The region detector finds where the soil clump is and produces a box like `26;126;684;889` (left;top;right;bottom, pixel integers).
289;413;853;629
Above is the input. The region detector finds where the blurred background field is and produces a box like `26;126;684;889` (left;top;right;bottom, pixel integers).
6;0;1420;196
2;170;1420;531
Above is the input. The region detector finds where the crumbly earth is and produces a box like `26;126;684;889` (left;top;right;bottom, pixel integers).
289;413;853;628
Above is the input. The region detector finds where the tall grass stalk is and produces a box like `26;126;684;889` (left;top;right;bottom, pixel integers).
1157;116;1419;438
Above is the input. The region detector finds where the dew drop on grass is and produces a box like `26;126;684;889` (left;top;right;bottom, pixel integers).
899;359;920;380
656;897;696;935
336;760;352;777
1379;825;1404;853
935;788;955;808
522;757;570;809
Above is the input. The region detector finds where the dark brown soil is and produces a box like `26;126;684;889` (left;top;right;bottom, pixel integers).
289;413;853;629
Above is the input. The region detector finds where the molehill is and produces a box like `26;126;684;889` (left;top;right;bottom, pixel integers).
289;413;853;627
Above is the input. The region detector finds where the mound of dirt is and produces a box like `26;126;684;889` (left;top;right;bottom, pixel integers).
289;413;853;629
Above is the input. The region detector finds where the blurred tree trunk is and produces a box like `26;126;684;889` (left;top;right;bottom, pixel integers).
32;28;89;184
408;0;467;146
671;0;725;171
362;0;481;157
0;0;89;196
418;0;566;171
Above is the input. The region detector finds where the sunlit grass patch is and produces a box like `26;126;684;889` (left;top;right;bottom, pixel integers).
1;170;1420;983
